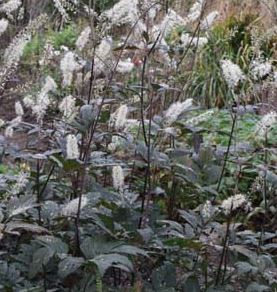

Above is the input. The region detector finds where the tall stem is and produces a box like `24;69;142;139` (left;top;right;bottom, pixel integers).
259;129;268;248
36;159;42;225
215;216;231;286
263;129;268;210
214;113;237;201
137;35;160;229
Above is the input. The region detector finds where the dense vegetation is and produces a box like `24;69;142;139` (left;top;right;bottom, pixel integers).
0;0;277;291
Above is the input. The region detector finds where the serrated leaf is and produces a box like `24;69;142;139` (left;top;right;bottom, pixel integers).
229;245;258;263
5;222;50;235
246;282;270;292
235;261;258;274
178;210;199;229
158;220;184;233
151;262;176;290
256;254;275;272
29;247;53;278
90;253;133;276
7;195;38;218
80;104;97;121
36;235;68;254
81;237;121;259
182;276;201;292
58;256;84;278
137;227;154;243
113;245;148;257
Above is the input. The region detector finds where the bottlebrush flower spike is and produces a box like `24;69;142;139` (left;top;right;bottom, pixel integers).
112;165;125;192
15;101;24;117
76;26;91;51
0;18;8;36
164;98;193;126
110;105;128;130
59;95;77;121
255;111;277;137
220;59;245;89
66;134;79;159
60;51;83;87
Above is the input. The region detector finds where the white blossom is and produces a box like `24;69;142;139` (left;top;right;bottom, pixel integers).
273;71;277;83
108;135;125;152
17;6;24;20
5;116;21;137
97;37;113;59
255;112;277;137
141;0;160;22
102;0;159;30
148;11;182;66
62;196;88;216
52;0;70;22
0;30;31;88
201;200;218;220
221;194;251;215
116;58;134;73
23;95;34;107
5;126;14;137
71;0;79;5
94;37;114;74
15;101;24;117
186;0;204;23
83;4;98;18
66;134;79;159
60;51;83;87
75;26;91;51
0;119;5;127
0;0;21;14
124;119;140;132
158;9;186;36
164;98;193;125
43;75;57;92
32;93;50;121
148;28;171;65
251;175;263;192
39;41;55;66
250;59;272;80
164;127;177;136
185;109;215;126
181;33;208;47
31;76;57;121
112;165;125;192
220;59;245;89
102;0;139;26
200;11;219;30
110;105;128;130
195;37;208;47
0;14;47;89
59;95;77;121
0;18;8;35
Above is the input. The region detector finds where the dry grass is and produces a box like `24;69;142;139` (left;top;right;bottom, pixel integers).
173;0;277;27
